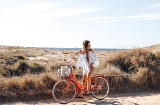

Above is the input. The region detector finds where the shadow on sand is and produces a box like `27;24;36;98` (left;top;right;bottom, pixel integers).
3;92;160;105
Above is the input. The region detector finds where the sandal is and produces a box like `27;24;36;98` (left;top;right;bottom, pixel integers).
84;90;90;95
76;92;84;98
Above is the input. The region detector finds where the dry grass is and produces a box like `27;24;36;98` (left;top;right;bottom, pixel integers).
1;59;46;77
0;45;160;102
105;49;160;73
0;73;57;102
101;48;160;93
0;74;57;92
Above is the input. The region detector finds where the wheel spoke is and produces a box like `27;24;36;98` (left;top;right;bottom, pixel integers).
52;80;76;104
91;77;109;100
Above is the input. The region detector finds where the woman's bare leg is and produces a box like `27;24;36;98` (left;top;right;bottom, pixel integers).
79;74;87;97
87;67;95;92
83;74;87;88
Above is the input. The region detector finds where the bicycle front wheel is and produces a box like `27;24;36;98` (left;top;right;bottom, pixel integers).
91;77;109;100
52;80;76;104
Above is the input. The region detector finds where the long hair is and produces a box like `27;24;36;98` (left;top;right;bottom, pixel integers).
83;40;90;63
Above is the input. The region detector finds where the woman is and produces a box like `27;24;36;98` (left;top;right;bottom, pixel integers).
76;40;99;97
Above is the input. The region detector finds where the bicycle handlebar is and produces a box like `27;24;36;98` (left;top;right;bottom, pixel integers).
68;65;76;70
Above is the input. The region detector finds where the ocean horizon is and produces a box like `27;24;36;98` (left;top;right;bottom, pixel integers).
39;47;125;51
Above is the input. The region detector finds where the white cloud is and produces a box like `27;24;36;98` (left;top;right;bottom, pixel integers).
2;3;102;24
0;3;103;47
78;17;110;21
78;13;160;23
76;2;160;23
3;2;60;16
124;14;160;20
19;5;102;23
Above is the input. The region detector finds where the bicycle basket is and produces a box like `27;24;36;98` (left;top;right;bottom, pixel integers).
60;66;71;77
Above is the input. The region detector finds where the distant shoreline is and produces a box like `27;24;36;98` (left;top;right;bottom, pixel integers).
38;47;125;51
0;45;125;51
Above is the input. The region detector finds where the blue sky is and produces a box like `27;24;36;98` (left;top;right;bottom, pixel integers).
0;0;160;48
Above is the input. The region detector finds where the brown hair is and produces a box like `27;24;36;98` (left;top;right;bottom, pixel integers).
83;40;90;63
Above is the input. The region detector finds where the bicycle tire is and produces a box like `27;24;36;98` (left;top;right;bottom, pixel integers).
91;77;109;100
52;80;76;104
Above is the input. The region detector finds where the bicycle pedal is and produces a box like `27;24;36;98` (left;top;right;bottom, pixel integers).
90;91;97;94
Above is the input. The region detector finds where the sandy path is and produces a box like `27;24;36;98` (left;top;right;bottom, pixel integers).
2;92;160;105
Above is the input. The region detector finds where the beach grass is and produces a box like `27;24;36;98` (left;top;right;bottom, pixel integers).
0;45;160;102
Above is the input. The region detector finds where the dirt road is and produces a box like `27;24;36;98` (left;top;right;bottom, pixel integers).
2;92;160;105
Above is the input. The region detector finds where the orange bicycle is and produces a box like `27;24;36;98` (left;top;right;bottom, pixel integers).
52;66;109;104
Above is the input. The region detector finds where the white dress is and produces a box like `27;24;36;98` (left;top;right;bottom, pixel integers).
76;52;99;75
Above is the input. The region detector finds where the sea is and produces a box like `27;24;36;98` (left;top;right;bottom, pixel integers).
39;47;125;51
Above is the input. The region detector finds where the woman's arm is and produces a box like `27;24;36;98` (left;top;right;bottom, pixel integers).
78;49;83;54
89;48;94;53
89;49;95;69
89;49;99;69
76;49;83;68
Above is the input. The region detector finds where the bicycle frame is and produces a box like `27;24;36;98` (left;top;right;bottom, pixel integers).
53;67;110;104
64;70;86;95
63;69;107;95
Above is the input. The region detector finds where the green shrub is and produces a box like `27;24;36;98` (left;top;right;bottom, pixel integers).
17;60;29;74
16;56;25;60
106;49;160;73
29;63;45;74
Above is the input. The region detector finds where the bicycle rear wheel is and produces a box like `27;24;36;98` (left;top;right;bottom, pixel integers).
91;77;109;100
52;80;76;104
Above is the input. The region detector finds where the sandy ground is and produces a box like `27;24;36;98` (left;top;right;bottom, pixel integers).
2;92;160;105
